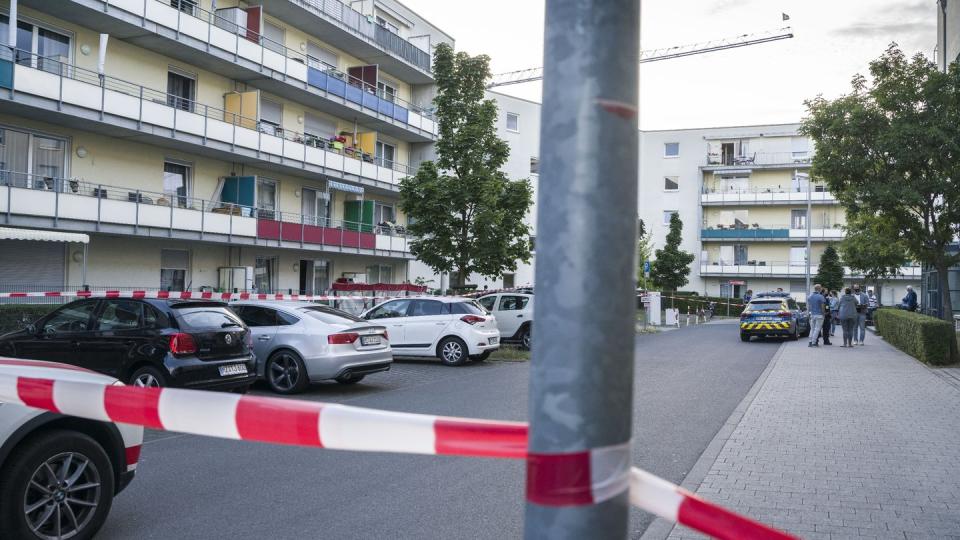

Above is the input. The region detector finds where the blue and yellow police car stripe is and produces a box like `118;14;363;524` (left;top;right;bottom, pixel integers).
740;322;791;330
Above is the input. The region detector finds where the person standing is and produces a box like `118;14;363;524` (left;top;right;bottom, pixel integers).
743;289;753;304
815;288;832;345
853;284;869;345
807;284;826;347
837;287;859;347
829;290;840;336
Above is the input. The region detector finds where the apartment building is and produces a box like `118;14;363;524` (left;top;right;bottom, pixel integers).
0;0;452;293
639;124;921;304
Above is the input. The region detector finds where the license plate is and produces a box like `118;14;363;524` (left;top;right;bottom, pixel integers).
218;364;248;376
360;335;381;346
755;317;778;322
489;337;499;345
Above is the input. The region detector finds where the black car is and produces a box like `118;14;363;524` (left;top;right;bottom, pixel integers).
0;298;257;391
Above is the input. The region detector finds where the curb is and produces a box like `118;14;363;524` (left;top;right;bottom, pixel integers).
639;340;788;540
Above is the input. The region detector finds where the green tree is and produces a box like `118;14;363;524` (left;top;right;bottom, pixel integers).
400;44;534;287
814;245;845;292
651;213;694;291
802;45;960;319
840;213;909;300
636;219;654;289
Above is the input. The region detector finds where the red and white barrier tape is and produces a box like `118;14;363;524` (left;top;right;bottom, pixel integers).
0;290;395;302
0;368;796;540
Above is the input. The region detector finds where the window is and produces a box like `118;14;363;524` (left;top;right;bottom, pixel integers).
503;274;515;289
259;98;283;134
446;301;486;315
663;210;678;225
42;301;97;334
506;113;519;132
167;69;195;111
366;299;411;319
375;15;400;33
789;246;807;265
262;21;285;54
477;296;496;312
304;113;336;139
499;295;529;311
170;0;197;15
664;142;680;157
160;249;189;290
257;178;277;219
664;176;679;191
377;80;397;102
0;127;68;189
235;306;279;327
307;42;338;71
97;300;143;331
530;157;539;174
790;209;808;230
366;265;393;284
254;256;278;293
374;202;395;225
408;300;443;317
0;15;72;74
375;141;396;168
162;161;190;207
301;188;330;227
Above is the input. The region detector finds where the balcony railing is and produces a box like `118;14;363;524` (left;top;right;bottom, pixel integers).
1;49;416;185
292;0;432;72
701;224;845;240
0;171;415;255
705;152;812;167
700;187;836;205
700;261;922;279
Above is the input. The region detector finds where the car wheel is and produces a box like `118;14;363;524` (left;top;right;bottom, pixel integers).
129;366;167;388
471;351;492;362
0;429;115;540
335;374;365;385
266;351;309;394
790;326;799;341
740;332;751;342
438;337;468;366
518;327;531;350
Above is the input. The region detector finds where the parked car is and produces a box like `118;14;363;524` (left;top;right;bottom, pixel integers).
230;301;391;394
0;298;257;391
360;297;499;366
0;358;143;539
477;292;533;349
739;292;810;342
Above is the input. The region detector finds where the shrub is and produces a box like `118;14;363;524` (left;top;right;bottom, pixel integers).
0;304;56;335
874;308;959;366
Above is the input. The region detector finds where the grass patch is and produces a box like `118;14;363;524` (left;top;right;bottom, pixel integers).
488;345;530;362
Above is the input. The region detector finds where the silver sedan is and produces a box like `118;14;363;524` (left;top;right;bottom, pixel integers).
230;301;391;394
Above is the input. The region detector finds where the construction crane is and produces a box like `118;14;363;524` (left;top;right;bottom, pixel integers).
487;26;794;89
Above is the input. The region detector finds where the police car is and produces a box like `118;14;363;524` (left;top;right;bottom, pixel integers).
739;292;810;342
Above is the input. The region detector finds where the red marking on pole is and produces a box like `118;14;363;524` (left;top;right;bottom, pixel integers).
131;291;146;299
105;291;120;298
525;451;594;506
596;98;638;119
76;290;92;297
125;444;142;466
16;378;59;412
103;385;164;429
677;491;799;540
434;418;528;458
235;396;323;447
180;291;193;299
43;291;61;297
9;292;26;297
157;291;170;299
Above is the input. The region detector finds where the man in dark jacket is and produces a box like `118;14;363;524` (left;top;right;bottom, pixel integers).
900;286;918;312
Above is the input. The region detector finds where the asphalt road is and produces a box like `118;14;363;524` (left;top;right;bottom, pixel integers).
98;322;781;540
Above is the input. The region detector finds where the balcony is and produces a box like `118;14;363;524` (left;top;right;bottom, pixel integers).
701;187;837;206
700;261;922;280
701;224;845;241
0;51;413;194
703;152;812;171
23;0;436;141
0;172;415;258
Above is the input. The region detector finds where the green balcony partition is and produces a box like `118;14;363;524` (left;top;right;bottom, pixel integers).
343;200;374;232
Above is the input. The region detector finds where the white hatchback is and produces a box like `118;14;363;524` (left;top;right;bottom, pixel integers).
360;297;500;365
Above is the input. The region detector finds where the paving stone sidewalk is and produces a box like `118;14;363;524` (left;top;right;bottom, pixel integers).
665;335;960;539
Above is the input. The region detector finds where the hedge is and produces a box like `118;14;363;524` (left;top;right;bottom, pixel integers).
874;308;959;366
0;304;57;335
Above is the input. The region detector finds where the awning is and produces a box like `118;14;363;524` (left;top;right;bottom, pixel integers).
0;227;90;244
327;181;365;195
715;169;753;177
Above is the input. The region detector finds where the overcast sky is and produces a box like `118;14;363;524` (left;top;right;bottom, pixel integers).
401;0;937;130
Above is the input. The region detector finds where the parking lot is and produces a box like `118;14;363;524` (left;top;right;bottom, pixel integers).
96;322;781;540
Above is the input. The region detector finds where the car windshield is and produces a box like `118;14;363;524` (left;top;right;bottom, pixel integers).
747;301;785;312
299;305;364;324
174;306;244;330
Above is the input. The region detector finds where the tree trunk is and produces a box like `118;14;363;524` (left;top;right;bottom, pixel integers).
455;265;467;288
935;259;954;321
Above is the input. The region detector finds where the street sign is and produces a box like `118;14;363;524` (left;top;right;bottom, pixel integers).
643;261;651;273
